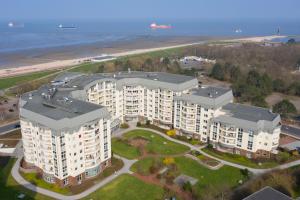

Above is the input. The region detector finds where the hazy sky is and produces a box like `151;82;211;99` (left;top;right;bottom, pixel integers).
1;0;299;20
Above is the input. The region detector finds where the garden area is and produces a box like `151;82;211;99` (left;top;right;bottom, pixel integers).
0;157;53;200
83;174;167;200
20;157;124;195
130;155;248;199
202;147;279;169
189;150;221;168
112;129;190;159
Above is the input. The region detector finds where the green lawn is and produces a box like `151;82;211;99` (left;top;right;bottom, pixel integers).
0;71;57;90
123;129;190;155
0;157;53;200
21;173;71;195
112;138;141;159
131;157;163;175
174;156;246;196
202;148;278;169
83;174;165;200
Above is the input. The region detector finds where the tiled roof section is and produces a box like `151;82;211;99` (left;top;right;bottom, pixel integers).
243;186;292;200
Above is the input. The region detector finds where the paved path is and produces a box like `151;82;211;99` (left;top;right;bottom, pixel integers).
127;126;300;174
11;124;300;199
0;120;20;135
11;155;137;200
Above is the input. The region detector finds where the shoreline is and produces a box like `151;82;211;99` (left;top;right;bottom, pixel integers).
0;35;286;78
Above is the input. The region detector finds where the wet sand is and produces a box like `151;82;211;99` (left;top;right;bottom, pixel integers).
0;35;285;78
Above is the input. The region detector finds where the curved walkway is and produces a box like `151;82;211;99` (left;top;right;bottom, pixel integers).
11;155;137;200
11;124;300;199
126;126;300;174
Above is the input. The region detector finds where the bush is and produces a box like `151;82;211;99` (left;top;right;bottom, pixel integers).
120;123;129;129
166;129;176;137
182;181;193;192
136;122;142;127
146;120;151;126
207;143;213;149
276;151;291;163
273;99;297;117
163;157;175;165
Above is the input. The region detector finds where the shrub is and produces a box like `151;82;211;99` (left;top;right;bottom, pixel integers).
136;122;142;127
166;129;176;137
240;168;250;178
120;123;129;129
163;157;175;165
146;120;151;126
207;143;213;149
182;181;193;192
276;151;291;163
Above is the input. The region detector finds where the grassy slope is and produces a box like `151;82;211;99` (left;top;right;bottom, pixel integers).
83;174;164;200
21;172;71;195
202;148;278;168
0;71;57;90
0;158;53;200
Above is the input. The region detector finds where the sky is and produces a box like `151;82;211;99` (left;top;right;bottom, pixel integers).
0;0;300;21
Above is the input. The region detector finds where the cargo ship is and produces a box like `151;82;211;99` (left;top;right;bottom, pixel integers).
150;23;172;29
58;24;77;29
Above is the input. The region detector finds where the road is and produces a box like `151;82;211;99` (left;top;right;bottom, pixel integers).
281;125;300;139
0;121;20;135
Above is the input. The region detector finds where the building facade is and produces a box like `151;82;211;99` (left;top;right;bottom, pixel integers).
20;71;281;186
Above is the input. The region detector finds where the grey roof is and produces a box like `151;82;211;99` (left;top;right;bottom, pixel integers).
281;125;300;139
213;103;281;132
20;85;110;131
175;86;233;109
280;141;300;151
243;186;292;200
65;71;198;92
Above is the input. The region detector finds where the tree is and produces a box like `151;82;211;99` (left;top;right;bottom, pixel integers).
273;79;286;92
273;99;297;117
287;38;296;44
210;63;225;80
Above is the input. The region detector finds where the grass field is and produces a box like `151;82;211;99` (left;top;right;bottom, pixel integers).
174;156;246;196
0;157;53;200
131;157;163;175
112;138;141;159
0;70;57;90
21;172;71;195
83;174;165;200
112;130;190;159
202;148;278;169
123;129;190;155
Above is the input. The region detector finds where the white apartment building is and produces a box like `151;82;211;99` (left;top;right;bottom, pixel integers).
20;86;111;186
173;87;233;142
210;103;281;158
20;71;281;186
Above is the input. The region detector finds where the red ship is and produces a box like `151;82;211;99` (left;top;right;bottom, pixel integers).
150;23;172;29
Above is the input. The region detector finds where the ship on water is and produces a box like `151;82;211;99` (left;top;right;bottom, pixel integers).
8;22;24;28
58;24;77;29
150;23;172;29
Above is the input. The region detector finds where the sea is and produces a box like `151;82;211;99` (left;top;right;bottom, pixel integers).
0;19;300;54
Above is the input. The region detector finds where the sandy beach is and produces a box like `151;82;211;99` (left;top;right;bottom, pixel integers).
0;35;286;78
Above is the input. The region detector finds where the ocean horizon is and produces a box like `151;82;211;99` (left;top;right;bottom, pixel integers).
0;19;299;54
